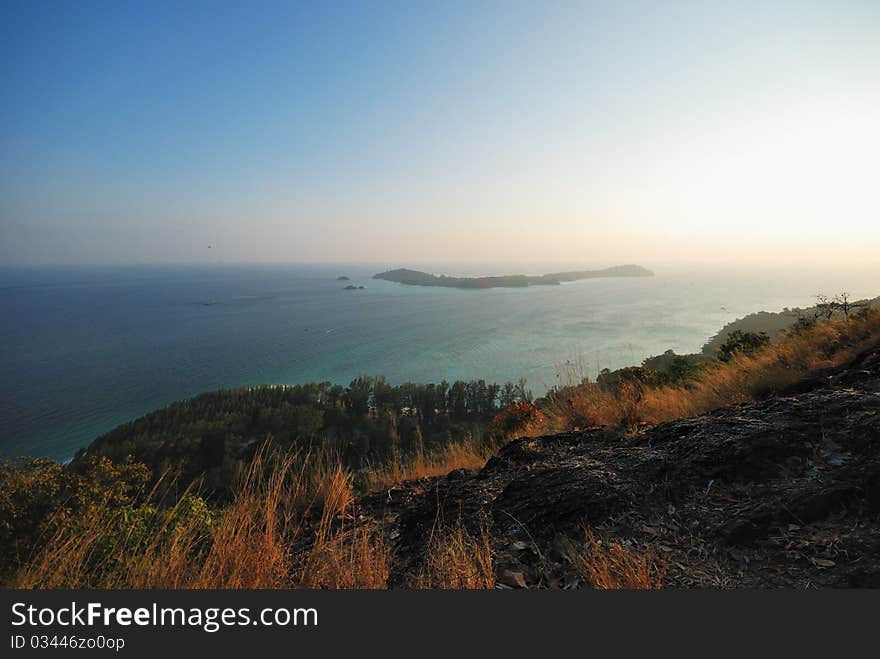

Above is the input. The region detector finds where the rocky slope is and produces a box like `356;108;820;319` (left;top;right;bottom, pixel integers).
359;346;880;588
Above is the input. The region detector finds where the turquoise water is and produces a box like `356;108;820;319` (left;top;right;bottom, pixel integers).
2;263;878;461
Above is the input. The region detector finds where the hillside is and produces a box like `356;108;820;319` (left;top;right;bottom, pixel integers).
71;377;523;497
703;295;880;355
373;265;653;289
366;344;880;588
5;306;880;588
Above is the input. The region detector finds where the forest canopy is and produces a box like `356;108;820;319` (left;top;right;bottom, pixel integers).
73;376;534;496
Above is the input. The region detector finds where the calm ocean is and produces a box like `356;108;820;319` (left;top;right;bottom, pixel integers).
2;262;878;461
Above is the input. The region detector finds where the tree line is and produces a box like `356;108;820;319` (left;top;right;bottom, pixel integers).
73;376;534;496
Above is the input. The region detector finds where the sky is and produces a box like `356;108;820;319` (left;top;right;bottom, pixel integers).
1;1;879;267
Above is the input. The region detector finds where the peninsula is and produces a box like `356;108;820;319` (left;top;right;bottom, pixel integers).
372;265;653;289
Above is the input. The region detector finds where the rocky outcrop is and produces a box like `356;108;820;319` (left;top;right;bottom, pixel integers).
367;347;880;587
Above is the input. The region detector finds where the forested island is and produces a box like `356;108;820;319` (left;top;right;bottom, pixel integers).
373;265;653;289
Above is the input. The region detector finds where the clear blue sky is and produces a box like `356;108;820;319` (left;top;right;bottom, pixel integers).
2;1;878;266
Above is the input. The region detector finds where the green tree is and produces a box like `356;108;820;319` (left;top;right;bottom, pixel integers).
717;330;770;362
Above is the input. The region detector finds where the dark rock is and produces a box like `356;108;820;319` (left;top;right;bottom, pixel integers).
381;343;880;588
865;472;880;513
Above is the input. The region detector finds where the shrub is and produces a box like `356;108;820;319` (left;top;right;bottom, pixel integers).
0;455;149;581
541;310;880;432
717;330;771;362
491;401;546;438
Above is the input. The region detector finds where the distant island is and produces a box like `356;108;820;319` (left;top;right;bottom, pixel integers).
336;275;351;281
373;265;653;289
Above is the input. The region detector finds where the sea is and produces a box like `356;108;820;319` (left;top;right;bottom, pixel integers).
2;262;878;461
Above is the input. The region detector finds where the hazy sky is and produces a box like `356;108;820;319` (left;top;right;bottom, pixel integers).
1;1;878;267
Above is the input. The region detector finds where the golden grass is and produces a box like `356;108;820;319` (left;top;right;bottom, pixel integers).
413;521;495;589
297;456;390;589
14;449;388;589
14;311;880;589
574;530;664;589
298;525;390;589
363;439;494;493
541;311;880;433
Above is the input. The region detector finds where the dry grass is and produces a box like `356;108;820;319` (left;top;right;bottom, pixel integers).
363;439;493;493
14;448;389;589
413;521;495;589
541;311;880;433
15;311;880;589
298;525;390;589
186;451;300;589
297;456;390;589
574;529;664;589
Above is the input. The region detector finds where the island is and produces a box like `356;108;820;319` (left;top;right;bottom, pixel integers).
343;284;365;290
336;275;351;281
372;265;653;289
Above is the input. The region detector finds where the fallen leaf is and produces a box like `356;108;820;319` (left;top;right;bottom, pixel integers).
500;569;528;589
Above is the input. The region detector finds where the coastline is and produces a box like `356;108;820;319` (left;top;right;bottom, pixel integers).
4;264;880;462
